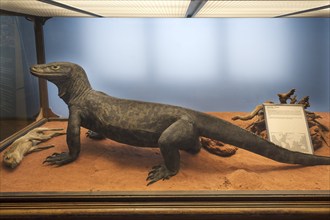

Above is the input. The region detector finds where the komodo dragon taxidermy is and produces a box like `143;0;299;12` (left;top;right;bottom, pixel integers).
3;127;65;168
30;62;330;185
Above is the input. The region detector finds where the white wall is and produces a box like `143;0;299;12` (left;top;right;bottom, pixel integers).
44;18;330;117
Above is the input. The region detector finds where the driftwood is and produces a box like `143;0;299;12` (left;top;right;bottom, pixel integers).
200;137;238;157
232;89;329;150
232;101;273;121
277;88;296;104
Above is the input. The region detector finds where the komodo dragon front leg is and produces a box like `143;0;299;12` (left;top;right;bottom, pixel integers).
44;107;81;165
147;117;201;185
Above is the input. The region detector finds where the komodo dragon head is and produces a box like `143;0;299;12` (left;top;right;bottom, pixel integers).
30;62;92;103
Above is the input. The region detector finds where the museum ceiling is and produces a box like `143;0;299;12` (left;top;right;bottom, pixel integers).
0;0;329;18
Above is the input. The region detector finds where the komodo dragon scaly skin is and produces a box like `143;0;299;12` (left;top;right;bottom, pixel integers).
30;62;330;185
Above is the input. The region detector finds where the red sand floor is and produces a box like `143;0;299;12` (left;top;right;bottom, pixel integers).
1;112;329;192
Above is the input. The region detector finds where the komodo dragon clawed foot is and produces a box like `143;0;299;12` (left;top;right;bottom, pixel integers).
43;152;76;166
86;130;106;140
146;165;178;186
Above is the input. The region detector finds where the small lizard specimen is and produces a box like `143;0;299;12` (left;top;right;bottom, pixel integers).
30;62;330;185
3;127;65;168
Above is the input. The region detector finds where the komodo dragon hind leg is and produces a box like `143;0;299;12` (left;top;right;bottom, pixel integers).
147;117;201;186
86;130;106;140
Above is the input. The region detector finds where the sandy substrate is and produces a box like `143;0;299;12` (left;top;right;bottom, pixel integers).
0;112;329;192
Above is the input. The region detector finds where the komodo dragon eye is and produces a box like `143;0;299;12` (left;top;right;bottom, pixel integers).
51;65;60;70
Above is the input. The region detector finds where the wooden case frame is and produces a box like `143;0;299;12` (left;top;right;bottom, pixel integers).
0;12;329;219
1;190;330;220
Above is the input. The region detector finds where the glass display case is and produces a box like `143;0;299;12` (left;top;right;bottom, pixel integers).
0;1;329;219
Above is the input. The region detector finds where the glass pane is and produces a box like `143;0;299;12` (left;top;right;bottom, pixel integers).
0;16;39;141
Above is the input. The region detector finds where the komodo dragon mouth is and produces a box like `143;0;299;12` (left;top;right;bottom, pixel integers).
30;64;69;78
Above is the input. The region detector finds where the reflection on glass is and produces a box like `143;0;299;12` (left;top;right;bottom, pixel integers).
0;16;39;141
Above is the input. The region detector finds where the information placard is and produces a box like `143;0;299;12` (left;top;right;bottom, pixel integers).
264;104;313;154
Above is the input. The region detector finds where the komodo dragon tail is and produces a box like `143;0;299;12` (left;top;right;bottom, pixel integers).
196;113;330;166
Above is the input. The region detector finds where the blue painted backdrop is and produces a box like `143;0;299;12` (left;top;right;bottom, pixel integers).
44;18;329;117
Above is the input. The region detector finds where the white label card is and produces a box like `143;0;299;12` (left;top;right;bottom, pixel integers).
264;104;313;154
